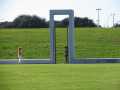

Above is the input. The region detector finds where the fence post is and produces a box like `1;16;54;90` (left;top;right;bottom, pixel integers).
17;47;23;64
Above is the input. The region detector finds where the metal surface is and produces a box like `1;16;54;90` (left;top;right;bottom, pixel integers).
0;59;51;64
71;58;120;64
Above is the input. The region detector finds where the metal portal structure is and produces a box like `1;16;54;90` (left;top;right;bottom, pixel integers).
49;9;120;64
49;9;75;64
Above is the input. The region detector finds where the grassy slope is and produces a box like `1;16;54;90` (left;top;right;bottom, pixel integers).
0;64;120;90
1;28;120;62
75;28;120;58
0;28;50;59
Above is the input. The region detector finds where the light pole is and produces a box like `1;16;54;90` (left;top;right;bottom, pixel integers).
96;8;102;27
111;13;115;27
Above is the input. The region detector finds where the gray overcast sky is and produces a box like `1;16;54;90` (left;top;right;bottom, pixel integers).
0;0;120;27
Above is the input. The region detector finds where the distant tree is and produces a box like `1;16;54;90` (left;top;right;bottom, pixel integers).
60;18;68;27
13;15;48;28
114;23;120;27
0;15;97;28
60;17;97;27
54;21;61;27
0;21;14;28
30;15;48;28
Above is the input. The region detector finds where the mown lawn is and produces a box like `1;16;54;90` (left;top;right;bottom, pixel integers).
0;28;120;63
0;28;120;90
0;64;120;90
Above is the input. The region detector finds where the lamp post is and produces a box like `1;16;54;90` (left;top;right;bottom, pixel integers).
111;13;115;27
96;8;102;27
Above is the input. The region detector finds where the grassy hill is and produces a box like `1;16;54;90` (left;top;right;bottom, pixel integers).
0;28;120;90
0;28;120;63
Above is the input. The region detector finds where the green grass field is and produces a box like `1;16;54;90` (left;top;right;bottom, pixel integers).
1;28;120;90
0;64;120;90
0;28;120;63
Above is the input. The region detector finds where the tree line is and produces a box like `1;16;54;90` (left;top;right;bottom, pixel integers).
114;23;120;27
0;15;98;28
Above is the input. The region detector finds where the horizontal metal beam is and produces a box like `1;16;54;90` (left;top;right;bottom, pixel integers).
0;60;18;64
71;58;120;64
1;58;120;64
0;59;51;64
21;60;51;64
50;9;74;15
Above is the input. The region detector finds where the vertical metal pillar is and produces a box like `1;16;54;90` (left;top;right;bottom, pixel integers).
68;11;75;63
50;12;56;64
